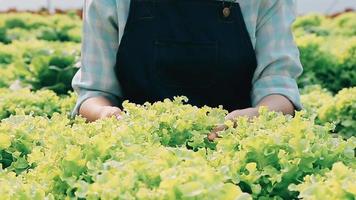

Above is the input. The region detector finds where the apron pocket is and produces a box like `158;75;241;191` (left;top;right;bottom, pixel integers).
153;40;218;89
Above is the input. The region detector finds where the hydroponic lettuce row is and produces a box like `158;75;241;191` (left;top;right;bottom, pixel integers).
0;97;355;200
0;13;81;44
295;34;356;93
0;88;76;120
0;12;81;94
293;13;356;93
301;86;356;139
289;162;356;199
0;40;80;94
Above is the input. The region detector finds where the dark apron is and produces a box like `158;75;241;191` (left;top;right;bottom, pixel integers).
115;0;257;112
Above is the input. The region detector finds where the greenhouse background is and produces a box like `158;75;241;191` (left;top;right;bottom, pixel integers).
0;0;355;14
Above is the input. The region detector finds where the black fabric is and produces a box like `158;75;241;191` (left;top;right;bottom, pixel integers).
115;0;257;111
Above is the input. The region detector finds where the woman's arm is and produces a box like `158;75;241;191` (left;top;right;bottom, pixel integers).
250;0;303;113
71;0;128;121
209;0;302;140
227;0;303;120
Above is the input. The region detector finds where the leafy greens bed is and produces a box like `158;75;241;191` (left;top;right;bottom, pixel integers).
0;97;355;200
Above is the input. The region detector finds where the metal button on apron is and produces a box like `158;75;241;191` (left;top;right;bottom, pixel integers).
223;7;231;18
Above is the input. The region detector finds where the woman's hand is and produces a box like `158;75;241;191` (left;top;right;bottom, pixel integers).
225;107;259;121
79;96;122;122
207;107;259;141
207;94;296;141
98;106;123;120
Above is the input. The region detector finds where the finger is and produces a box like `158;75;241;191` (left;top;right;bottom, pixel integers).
207;124;227;141
111;108;123;120
116;115;123;120
226;111;240;128
103;108;119;118
109;109;121;119
112;108;121;116
207;132;218;141
212;124;227;133
226;110;239;121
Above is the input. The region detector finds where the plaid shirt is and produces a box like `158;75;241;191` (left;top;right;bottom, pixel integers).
71;0;303;116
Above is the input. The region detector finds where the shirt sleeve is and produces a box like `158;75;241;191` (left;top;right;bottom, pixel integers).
71;0;123;117
251;0;304;111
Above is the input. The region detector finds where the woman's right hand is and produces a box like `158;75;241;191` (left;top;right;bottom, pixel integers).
79;96;122;122
98;106;123;120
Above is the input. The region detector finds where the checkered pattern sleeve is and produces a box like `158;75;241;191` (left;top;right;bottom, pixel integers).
251;0;304;111
71;0;124;117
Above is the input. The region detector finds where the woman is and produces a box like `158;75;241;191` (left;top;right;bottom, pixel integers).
72;0;303;126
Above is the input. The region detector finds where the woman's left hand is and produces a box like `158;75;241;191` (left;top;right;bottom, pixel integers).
207;107;259;141
207;94;296;141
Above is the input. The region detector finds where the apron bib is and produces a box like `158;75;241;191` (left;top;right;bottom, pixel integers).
115;0;257;111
